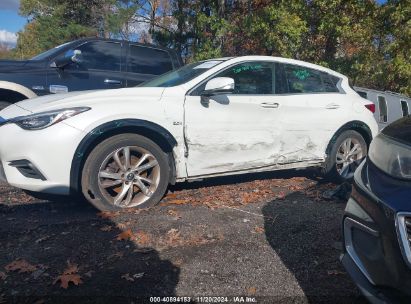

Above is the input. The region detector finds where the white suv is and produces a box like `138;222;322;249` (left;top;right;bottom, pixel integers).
0;56;378;210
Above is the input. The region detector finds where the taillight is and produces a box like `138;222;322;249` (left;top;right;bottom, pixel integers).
365;103;375;113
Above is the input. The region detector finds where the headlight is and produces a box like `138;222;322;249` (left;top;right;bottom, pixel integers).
12;107;90;130
369;134;411;180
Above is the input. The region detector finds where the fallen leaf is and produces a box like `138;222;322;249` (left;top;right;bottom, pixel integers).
253;226;265;234
116;229;134;241
100;225;113;232
84;271;94;278
327;270;345;275
97;211;119;219
276;192;286;200
5;259;37;273
165;199;188;205
121;273;134;282
35;236;50;243
167;209;180;218
0;272;7;280
53;262;83;289
247;286;257;295
135;231;151;246
54;273;83;289
116;223;128;230
109;252;124;259
165;192;179;199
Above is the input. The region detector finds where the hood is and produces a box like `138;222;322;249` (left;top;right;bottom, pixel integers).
14;87;166;113
0;59;45;72
382;116;411;147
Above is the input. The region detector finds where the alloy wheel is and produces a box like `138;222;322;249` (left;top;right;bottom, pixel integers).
336;137;364;179
97;146;161;208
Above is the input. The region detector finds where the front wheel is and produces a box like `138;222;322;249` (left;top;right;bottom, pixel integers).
323;130;367;183
81;134;170;211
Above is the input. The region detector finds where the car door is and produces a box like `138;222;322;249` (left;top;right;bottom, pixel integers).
124;44;174;87
274;62;352;161
47;40;125;93
184;61;284;177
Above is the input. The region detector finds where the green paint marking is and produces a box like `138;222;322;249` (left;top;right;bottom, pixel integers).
233;64;263;74
293;69;310;80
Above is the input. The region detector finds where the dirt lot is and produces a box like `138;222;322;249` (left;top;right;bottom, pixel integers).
0;170;366;303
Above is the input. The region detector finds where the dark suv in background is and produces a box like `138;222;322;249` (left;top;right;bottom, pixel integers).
0;38;183;109
342;116;411;303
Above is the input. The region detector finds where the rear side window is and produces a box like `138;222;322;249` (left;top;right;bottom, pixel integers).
401;100;409;117
357;91;368;99
76;41;121;71
282;64;340;94
378;96;388;123
128;45;173;75
321;73;340;92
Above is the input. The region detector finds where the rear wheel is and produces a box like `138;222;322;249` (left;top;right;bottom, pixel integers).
0;101;12;111
324;130;367;183
81;134;170;211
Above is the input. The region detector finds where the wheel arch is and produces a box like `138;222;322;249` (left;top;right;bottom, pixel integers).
325;120;373;156
70;119;178;194
0;81;37;102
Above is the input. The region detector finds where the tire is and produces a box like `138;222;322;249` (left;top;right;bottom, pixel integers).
323;130;367;183
0;101;12;111
81;134;170;211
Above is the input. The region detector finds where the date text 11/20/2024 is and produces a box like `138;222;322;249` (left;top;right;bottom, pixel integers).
149;297;258;303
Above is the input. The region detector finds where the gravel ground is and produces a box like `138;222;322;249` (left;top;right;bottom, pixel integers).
0;171;366;303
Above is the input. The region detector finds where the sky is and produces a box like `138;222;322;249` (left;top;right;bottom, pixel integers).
0;0;388;48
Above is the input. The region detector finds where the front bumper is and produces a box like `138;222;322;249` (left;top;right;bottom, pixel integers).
0;118;85;194
342;160;411;303
341;253;393;304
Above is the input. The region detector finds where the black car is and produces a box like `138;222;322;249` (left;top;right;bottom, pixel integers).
341;116;411;303
0;38;183;110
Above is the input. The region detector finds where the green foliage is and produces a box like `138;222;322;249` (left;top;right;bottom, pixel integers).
10;0;411;95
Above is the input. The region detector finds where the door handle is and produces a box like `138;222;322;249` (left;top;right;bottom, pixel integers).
260;102;279;108
325;103;340;109
104;79;122;85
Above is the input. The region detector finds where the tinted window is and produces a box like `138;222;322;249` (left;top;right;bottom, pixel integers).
283;64;325;93
129;45;173;75
357;91;368;99
401;100;409;117
214;62;274;94
279;64;341;94
378;96;388;123
322;73;340;92
76;41;121;71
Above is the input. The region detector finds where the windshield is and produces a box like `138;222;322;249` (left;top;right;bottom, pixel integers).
31;41;74;61
139;60;225;87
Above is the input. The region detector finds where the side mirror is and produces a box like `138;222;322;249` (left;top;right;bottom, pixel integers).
52;49;82;68
202;77;235;96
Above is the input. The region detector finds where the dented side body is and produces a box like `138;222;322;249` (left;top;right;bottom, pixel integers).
0;55;378;194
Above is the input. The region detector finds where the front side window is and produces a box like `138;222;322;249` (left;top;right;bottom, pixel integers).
401;100;409;117
75;41;122;71
378;96;388;123
129;45;173;75
212;62;274;94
